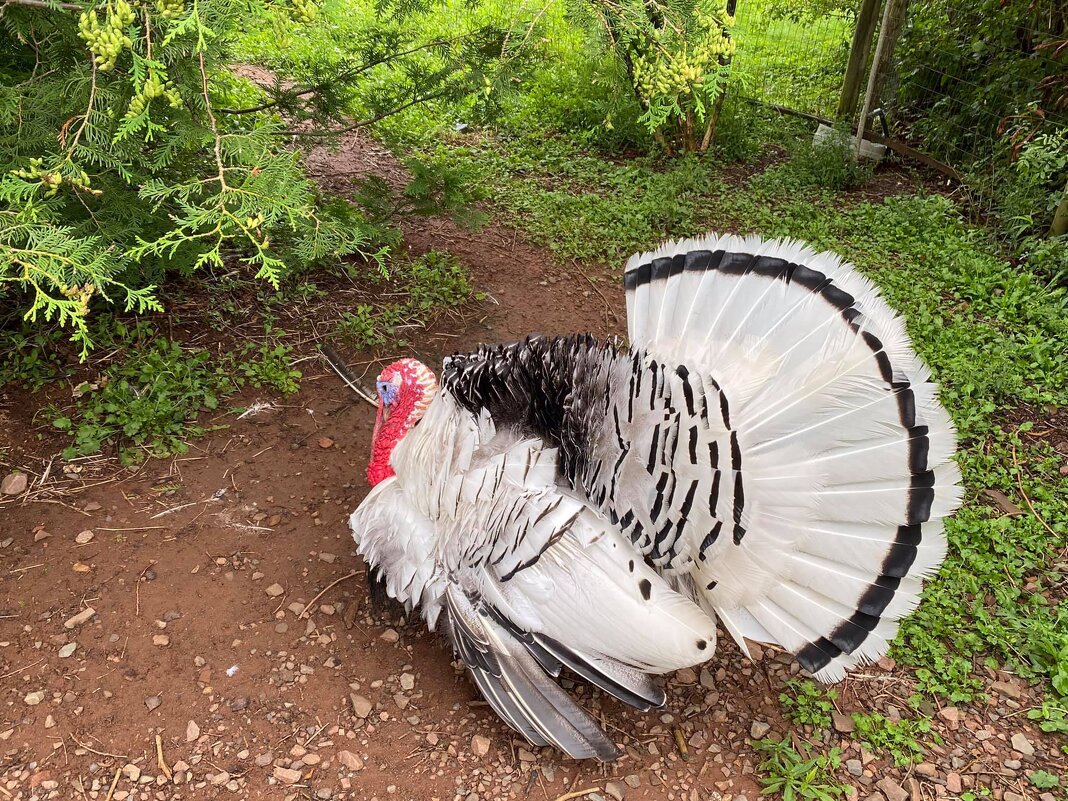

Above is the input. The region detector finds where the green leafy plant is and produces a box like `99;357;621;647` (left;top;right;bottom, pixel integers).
1028;770;1061;790
234;336;302;395
850;712;940;767
578;0;736;151
753;737;847;801
779;679;838;731
50;338;235;463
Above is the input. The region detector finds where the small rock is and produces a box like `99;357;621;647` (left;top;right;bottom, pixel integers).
58;643;77;659
84;501;102;512
471;734;491;757
846;759;863;777
749;720;771;739
34;529;51;542
273;766;302;785
832;712;855;733
380;629;399;643
186;720;200;742
624;775;641;789
675;667;697;684
254;752;273;767
876;777;908;801
144;696;162;711
75;530;95;544
24;691;45;706
338;750;363;771
64;606;96;629
990;680;1024;700
1010;733;1034;757
399;673;415;691
700;668;716;689
1003;793;1025;801
44;715;56;728
152;635;170;647
123;764;141;782
605;780;625;801
914;763;937;777
230;697;249;712
211;771;230;786
265;583;285;597
946;773;962;794
318;552;336;563
318;437;334;449
350;694;373;718
1;472;27;495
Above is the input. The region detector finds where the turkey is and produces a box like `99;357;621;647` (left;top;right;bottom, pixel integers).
332;232;962;761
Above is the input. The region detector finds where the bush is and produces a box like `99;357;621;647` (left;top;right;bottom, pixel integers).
0;0;509;354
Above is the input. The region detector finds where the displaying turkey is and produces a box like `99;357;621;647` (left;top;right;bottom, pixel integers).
333;233;962;761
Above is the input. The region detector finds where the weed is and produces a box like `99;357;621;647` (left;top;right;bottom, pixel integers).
850;712;941;767
753;738;848;801
779;679;838;731
1028;770;1061;790
51;339;234;464
233;337;302;396
336;251;477;350
0;328;67;391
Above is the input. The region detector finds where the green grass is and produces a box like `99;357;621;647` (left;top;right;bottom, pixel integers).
753;738;849;801
850;712;941;767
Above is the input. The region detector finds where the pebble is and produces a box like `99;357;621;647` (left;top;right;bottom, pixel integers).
605;780;625;800
24;691;45;706
152;635;170;647
350;694;373;718
749;721;771;739
123;764;141;782
144;696;162;711
471;735;490;757
832;712;855;733
846;759;863;777
75;530;95;544
265;583;285;597
58;642;77;658
946;773;962;794
624;775;641;789
274;766;302;784
186;721;200;742
254;753;273;767
1;472;27;495
338;750;363;771
319;552;336;563
1010;733;1034;756
876;777;908;801
380;629;400;643
64;606;96;629
318;437;334;449
400;673;415;690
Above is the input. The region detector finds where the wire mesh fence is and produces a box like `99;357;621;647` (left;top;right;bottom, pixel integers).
731;2;856;121
728;0;1068;223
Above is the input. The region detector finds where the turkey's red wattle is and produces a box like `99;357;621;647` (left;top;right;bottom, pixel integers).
365;359;438;486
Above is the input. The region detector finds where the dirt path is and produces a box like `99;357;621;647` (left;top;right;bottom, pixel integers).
0;132;1055;801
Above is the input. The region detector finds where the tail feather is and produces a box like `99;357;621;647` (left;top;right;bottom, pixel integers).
624;233;961;681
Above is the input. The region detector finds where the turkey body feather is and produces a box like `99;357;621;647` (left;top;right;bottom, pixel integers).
346;233;962;759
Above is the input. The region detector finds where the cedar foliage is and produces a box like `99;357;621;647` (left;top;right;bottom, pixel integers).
0;0;508;353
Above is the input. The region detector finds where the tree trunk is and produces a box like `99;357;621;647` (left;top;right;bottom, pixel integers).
1051;179;1068;237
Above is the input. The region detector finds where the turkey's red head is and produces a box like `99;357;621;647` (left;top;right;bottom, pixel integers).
366;358;438;486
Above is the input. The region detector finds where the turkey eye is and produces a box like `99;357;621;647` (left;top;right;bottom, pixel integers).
376;381;397;406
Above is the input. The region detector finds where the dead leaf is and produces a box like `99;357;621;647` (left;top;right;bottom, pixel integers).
981;488;1024;517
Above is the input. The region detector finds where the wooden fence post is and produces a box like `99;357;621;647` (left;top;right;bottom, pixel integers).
837;0;883;120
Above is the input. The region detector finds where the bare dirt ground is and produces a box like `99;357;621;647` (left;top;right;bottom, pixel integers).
0;130;1060;801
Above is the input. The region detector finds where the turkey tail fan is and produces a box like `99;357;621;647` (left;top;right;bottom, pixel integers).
625;234;962;682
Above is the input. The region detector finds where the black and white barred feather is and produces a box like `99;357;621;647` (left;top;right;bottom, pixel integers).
443;233;961;682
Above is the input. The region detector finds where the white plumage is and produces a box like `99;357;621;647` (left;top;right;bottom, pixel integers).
341;232;962;758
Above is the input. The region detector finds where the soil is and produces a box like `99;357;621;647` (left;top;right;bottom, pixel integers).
0;129;1062;801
